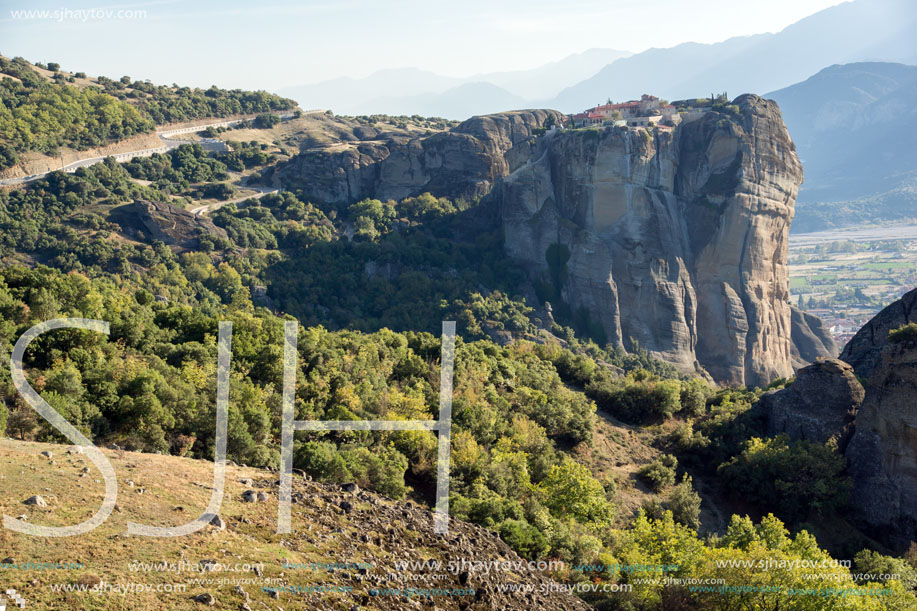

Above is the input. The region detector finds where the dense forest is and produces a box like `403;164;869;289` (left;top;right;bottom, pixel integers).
0;128;914;608
0;56;296;169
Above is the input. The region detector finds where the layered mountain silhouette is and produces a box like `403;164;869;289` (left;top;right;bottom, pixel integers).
283;0;916;120
768;62;917;232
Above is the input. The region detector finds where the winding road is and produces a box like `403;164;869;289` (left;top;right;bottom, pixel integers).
188;186;279;217
0;110;317;188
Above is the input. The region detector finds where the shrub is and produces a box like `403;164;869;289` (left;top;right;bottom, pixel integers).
717;435;851;524
500;519;550;560
664;475;701;530
638;455;678;492
342;445;409;499
538;459;614;528
889;323;917;344
294;440;351;482
253;113;281;129
679;378;711;416
586;372;682;424
854;549;917;589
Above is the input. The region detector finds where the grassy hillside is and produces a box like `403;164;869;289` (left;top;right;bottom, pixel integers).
0;438;590;610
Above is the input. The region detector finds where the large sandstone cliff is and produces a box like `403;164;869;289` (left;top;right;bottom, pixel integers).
276;110;564;204
274;101;835;384
499;95;811;386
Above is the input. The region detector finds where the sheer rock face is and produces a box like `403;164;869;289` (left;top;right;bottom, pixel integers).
791;305;839;367
840;287;917;379
760;358;864;448
500;95;812;386
276;110;564;205
845;339;917;552
275;101;836;383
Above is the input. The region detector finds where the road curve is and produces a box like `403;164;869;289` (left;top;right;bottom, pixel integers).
0;110;319;188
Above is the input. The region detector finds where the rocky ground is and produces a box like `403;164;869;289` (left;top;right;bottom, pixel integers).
0;439;589;610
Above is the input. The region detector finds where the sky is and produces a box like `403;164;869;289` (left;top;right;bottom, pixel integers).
0;0;849;91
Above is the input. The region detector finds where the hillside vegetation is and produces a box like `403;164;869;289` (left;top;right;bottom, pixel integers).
0;103;915;609
0;56;296;170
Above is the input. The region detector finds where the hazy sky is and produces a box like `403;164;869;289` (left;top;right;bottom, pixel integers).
0;0;848;91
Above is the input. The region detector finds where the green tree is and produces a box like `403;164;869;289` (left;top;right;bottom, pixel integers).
538;459;614;528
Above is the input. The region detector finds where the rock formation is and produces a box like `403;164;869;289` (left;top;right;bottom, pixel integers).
111;200;228;250
760;358;864;448
499;95;823;386
845;335;917;552
790;305;839;367
276;110;564;205
840;287;917;378
275;100;836;384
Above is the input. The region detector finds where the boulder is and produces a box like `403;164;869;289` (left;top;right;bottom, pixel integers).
760;358;864;447
192;592;215;605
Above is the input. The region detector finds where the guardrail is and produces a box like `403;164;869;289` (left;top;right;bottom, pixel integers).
0;109;318;187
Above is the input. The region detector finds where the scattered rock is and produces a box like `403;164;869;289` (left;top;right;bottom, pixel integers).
192;592;215;605
241;490;259;503
209;514;226;530
24;495;47;507
341;482;359;494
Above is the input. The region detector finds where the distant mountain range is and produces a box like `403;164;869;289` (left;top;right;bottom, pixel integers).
278;0;917;232
280;48;630;117
282;0;916;120
549;0;917;111
768;62;917;232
